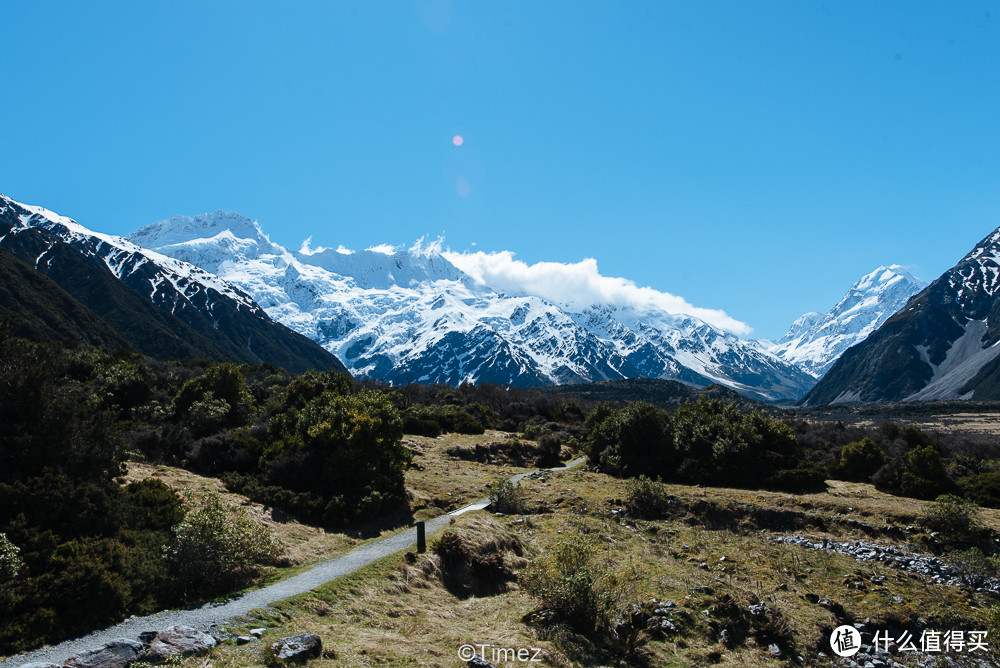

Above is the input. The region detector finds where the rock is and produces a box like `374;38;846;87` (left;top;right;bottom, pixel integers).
769;644;783;658
17;663;63;668
145;625;217;662
269;633;323;662
804;593;820;603
250;627;266;637
64;638;145;668
720;628;734;647
468;656;498;668
237;635;255;645
137;631;158;644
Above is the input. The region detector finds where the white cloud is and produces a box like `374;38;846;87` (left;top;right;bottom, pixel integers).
443;250;752;335
298;236;326;255
409;235;445;257
365;243;398;255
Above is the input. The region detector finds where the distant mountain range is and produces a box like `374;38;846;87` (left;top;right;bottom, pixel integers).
0;195;346;374
805;225;1000;404
128;210;818;401
7;193;968;403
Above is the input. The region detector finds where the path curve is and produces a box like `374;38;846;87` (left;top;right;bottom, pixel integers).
1;456;587;667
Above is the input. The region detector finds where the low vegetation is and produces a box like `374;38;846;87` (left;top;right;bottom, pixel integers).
5;327;1000;662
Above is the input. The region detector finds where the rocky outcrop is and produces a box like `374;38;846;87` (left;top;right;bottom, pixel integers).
144;625;217;662
62;639;144;668
268;633;323;662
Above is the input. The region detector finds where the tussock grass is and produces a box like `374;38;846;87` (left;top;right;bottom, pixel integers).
137;431;1000;666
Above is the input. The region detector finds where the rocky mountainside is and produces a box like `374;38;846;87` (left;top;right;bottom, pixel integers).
0;195;347;374
804;225;1000;404
129;211;815;401
766;265;926;378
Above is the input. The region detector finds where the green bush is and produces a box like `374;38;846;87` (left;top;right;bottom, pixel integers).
166;492;281;600
838;438;886;482
489;479;527;514
523;424;543;440
959;471;1000;508
520;535;634;634
767;464;828;492
922;494;982;548
624;476;672;519
174;363;254;428
0;533;20;584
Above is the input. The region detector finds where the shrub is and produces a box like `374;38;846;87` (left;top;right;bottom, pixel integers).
946;548;1000;588
838;438;886;482
624;476;672;519
433;530;468;564
520;535;635;634
959;471;1000;509
923;494;980;535
536;433;562;467
489;479;527;514
166;492;282;600
767;464;827;492
523;424;543;440
0;534;20;584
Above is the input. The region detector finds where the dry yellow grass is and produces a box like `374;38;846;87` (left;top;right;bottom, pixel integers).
130;430;1000;667
404;431;536;520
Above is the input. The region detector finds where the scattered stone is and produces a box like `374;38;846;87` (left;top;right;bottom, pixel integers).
63;638;145;668
269;632;323;662
145;625;217;662
769;643;783;658
769;534;1000;595
468;655;498;668
804;593;820;603
17;663;63;668
720;628;734;647
250;627;266;637
237;635;255;645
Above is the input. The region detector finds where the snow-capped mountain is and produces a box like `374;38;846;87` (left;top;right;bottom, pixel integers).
0;195;345;374
766;265;926;378
128;212;816;401
805;225;1000;404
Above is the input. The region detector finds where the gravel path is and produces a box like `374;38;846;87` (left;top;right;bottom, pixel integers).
1;456;587;667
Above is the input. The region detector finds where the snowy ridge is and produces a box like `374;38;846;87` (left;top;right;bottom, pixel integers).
765;265;926;378
1;195;261;314
129;211;816;401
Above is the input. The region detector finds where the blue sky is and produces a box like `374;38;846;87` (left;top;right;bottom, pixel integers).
3;1;999;340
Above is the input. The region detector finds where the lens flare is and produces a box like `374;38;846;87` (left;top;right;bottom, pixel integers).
452;134;464;146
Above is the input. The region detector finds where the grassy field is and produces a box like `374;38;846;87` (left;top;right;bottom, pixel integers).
127;428;1000;667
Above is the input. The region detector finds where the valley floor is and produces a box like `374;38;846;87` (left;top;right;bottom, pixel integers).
5;430;1000;667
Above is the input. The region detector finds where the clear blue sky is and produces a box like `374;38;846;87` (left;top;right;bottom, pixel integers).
3;1;998;340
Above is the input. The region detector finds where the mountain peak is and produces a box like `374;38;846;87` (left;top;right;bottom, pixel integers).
768;265;926;378
129;211;268;249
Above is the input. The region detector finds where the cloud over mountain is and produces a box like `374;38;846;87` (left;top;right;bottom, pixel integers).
442;250;752;335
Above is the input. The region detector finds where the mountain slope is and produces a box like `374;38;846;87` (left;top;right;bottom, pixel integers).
129;212;815;401
767;265;926;378
0;195;347;374
804;226;1000;404
0;246;131;350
